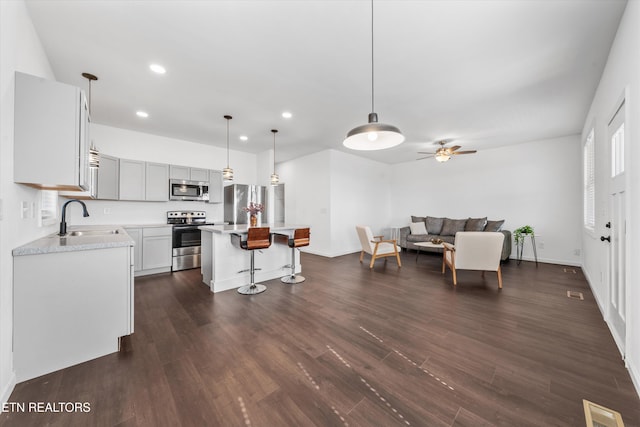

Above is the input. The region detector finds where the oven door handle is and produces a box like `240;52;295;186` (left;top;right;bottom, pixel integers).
172;225;202;230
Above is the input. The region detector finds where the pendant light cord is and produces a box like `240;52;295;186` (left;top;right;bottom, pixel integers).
370;0;375;114
224;115;232;168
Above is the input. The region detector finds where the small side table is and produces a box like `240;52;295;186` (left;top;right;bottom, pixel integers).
389;226;403;245
516;233;538;266
414;241;444;262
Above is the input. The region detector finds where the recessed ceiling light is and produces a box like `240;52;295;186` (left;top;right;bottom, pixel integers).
282;111;292;119
136;111;149;118
149;64;166;74
239;135;248;142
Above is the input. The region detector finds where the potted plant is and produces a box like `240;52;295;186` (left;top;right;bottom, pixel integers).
514;225;534;245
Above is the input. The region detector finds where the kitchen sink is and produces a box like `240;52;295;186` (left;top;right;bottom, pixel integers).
66;229;122;237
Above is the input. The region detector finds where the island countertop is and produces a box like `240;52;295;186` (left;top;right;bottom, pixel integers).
199;223;309;235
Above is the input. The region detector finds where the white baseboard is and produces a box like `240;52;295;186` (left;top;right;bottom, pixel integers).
627;361;640;400
510;255;581;267
1;372;16;407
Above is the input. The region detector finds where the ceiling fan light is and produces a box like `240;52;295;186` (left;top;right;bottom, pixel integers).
435;152;450;162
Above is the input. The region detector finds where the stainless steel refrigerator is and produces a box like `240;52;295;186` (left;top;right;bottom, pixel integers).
224;184;267;225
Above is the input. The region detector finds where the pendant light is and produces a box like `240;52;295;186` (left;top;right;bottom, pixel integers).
82;72;100;168
222;115;234;181
343;0;404;151
270;129;279;185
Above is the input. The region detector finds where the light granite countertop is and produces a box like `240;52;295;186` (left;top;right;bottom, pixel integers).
199;223;309;235
13;225;135;257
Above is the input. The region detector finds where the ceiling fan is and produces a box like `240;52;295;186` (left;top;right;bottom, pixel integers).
417;140;477;162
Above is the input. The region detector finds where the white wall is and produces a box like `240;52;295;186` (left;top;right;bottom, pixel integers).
389;136;583;265
329;150;392;256
278;150;331;256
0;0;58;404
580;0;640;394
279;149;393;257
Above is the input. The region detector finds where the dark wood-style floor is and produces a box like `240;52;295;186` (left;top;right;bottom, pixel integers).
2;251;639;427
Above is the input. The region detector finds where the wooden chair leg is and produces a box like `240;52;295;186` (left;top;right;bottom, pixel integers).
497;266;503;289
481;271;485;279
359;251;364;263
394;246;402;267
370;243;380;269
452;268;457;286
369;256;375;269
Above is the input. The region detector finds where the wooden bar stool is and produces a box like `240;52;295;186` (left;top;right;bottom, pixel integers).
275;228;310;284
231;227;271;295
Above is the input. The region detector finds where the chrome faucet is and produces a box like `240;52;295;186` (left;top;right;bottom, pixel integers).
59;199;90;236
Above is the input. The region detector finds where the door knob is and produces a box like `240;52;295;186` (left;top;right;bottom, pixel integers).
600;236;611;242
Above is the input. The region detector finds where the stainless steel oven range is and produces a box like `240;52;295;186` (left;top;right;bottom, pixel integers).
167;211;216;272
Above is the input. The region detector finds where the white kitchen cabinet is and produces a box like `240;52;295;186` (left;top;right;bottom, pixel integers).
126;226;172;276
208;169;223;203
14;72;91;191
97;154;120;200
190;168;209;182
169;165;190;180
170;165;209;182
126;227;143;272
119;159;145;200
145;162;169;201
13;246;133;382
142;227;172;271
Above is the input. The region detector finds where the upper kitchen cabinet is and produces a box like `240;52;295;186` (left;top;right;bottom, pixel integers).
169;165;209;182
208;170;223;204
14;72;91;191
145;162;169;201
97;154;119;200
119;159;145;201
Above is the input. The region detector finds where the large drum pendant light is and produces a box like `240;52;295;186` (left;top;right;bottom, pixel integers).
222;115;234;181
343;0;404;150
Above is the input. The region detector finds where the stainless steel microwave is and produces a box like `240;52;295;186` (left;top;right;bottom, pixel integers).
169;179;209;201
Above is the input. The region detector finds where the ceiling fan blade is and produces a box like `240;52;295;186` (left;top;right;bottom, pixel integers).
416;155;434;160
451;150;477;155
417;151;436;155
449;145;462;152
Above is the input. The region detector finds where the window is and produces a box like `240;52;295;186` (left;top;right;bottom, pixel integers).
611;123;624;177
583;129;595;230
39;190;58;226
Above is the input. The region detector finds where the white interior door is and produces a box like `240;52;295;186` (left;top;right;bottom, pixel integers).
606;100;627;355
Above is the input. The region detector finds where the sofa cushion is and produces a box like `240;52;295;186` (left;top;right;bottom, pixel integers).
465;217;487;231
426;216;444;235
409;222;427;235
485;219;505;232
440;218;467;236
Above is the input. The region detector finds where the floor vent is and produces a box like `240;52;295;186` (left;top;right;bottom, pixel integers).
567;291;584;300
583;399;624;427
563;268;577;274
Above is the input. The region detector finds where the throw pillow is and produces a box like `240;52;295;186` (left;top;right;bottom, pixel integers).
440;218;467;236
426;216;444;235
411;216;426;225
485;219;505;232
465;217;487;231
409;222;427;235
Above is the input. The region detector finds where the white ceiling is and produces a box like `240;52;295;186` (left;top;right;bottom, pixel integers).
24;0;627;164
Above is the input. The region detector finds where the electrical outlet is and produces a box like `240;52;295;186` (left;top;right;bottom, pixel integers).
574;249;581;256
20;201;29;219
103;208;111;215
538;241;544;249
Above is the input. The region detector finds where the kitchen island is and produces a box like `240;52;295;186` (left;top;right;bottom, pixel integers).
199;224;307;293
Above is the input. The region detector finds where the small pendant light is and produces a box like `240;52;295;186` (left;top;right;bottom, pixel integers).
343;0;404;150
82;72;100;168
270;129;279;185
222;115;234;181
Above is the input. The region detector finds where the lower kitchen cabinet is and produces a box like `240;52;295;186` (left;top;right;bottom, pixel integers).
126;226;172;276
13;245;133;382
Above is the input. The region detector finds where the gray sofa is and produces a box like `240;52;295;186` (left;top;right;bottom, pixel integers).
399;216;512;261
